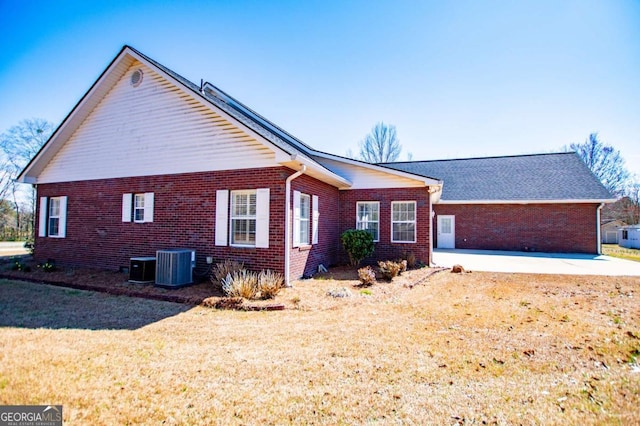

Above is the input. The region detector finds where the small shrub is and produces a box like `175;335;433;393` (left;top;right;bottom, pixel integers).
341;229;375;266
221;270;259;299
258;269;284;299
397;259;407;274
10;258;30;272
38;261;56;273
357;266;376;286
378;260;402;281
403;251;417;269
211;260;244;289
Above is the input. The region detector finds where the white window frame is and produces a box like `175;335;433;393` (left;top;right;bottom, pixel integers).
48;198;61;237
356;201;380;242
122;193;154;223
39;196;67;238
299;193;311;246
230;190;257;247
134;194;145;223
391;201;416;243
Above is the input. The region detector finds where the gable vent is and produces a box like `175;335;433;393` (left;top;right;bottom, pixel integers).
130;69;143;87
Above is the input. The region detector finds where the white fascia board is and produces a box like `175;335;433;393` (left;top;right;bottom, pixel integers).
437;198;617;205
311;151;441;186
287;154;352;188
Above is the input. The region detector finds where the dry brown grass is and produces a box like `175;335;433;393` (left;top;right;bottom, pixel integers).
1;268;639;425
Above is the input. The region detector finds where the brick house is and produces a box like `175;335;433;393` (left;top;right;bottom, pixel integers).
18;46;441;283
18;46;613;282
385;153;614;254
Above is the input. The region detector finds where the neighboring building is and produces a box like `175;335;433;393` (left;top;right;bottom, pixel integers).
17;46;614;282
385;153;614;254
619;225;640;249
601;219;626;244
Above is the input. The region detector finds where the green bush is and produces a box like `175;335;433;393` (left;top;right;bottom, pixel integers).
341;229;375;266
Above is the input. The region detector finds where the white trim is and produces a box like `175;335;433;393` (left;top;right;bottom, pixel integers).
230;189;257;247
299;193;311;246
133;194;145;223
312;195;319;245
143;192;154;223
284;166;306;286
311;150;442;186
58;196;67;238
255;188;270;248
391;200;417;243
215;189;229;246
293;190;301;248
356;201;380;242
437;198;616;205
38;197;47;237
436;215;455;249
596;203;604;255
122;193;132;222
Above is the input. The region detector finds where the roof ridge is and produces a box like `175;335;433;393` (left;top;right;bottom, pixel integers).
383;151;575;165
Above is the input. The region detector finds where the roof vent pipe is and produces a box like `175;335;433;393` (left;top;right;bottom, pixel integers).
284;164;306;287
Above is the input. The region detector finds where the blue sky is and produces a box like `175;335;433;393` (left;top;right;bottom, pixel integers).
1;0;639;177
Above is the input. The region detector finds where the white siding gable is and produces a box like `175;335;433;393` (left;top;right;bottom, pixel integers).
37;62;281;183
318;158;426;189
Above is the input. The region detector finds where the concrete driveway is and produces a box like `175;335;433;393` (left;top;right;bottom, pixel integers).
432;249;640;276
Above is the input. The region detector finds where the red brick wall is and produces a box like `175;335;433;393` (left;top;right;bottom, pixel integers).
288;174;341;278
35;167;296;275
338;187;432;265
34;168;439;279
433;203;599;253
34;167;357;281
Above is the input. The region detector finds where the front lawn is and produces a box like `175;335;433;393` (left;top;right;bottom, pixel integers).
1;269;638;424
603;244;640;262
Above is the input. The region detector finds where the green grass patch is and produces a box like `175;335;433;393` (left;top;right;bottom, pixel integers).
602;244;640;262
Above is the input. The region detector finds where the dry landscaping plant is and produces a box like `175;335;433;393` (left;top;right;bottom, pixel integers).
210;260;244;288
357;265;376;286
403;251;417;269
378;260;403;280
257;269;284;299
221;269;258;299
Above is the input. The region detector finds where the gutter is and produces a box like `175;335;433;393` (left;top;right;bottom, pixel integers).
284;164;306;287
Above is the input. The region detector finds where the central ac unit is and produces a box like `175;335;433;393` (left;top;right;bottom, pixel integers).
155;249;195;288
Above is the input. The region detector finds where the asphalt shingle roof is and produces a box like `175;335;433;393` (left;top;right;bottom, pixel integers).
383;152;613;202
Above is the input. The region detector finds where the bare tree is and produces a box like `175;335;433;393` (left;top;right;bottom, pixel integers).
569;133;630;196
358;122;402;163
0;118;54;229
623;182;640;225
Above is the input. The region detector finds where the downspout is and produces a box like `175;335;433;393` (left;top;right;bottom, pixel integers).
284;164;306;287
596;203;604;255
429;195;434;266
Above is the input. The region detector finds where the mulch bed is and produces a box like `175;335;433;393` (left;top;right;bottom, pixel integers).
0;255;219;305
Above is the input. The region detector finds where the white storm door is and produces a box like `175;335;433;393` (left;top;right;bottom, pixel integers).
437;215;455;249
